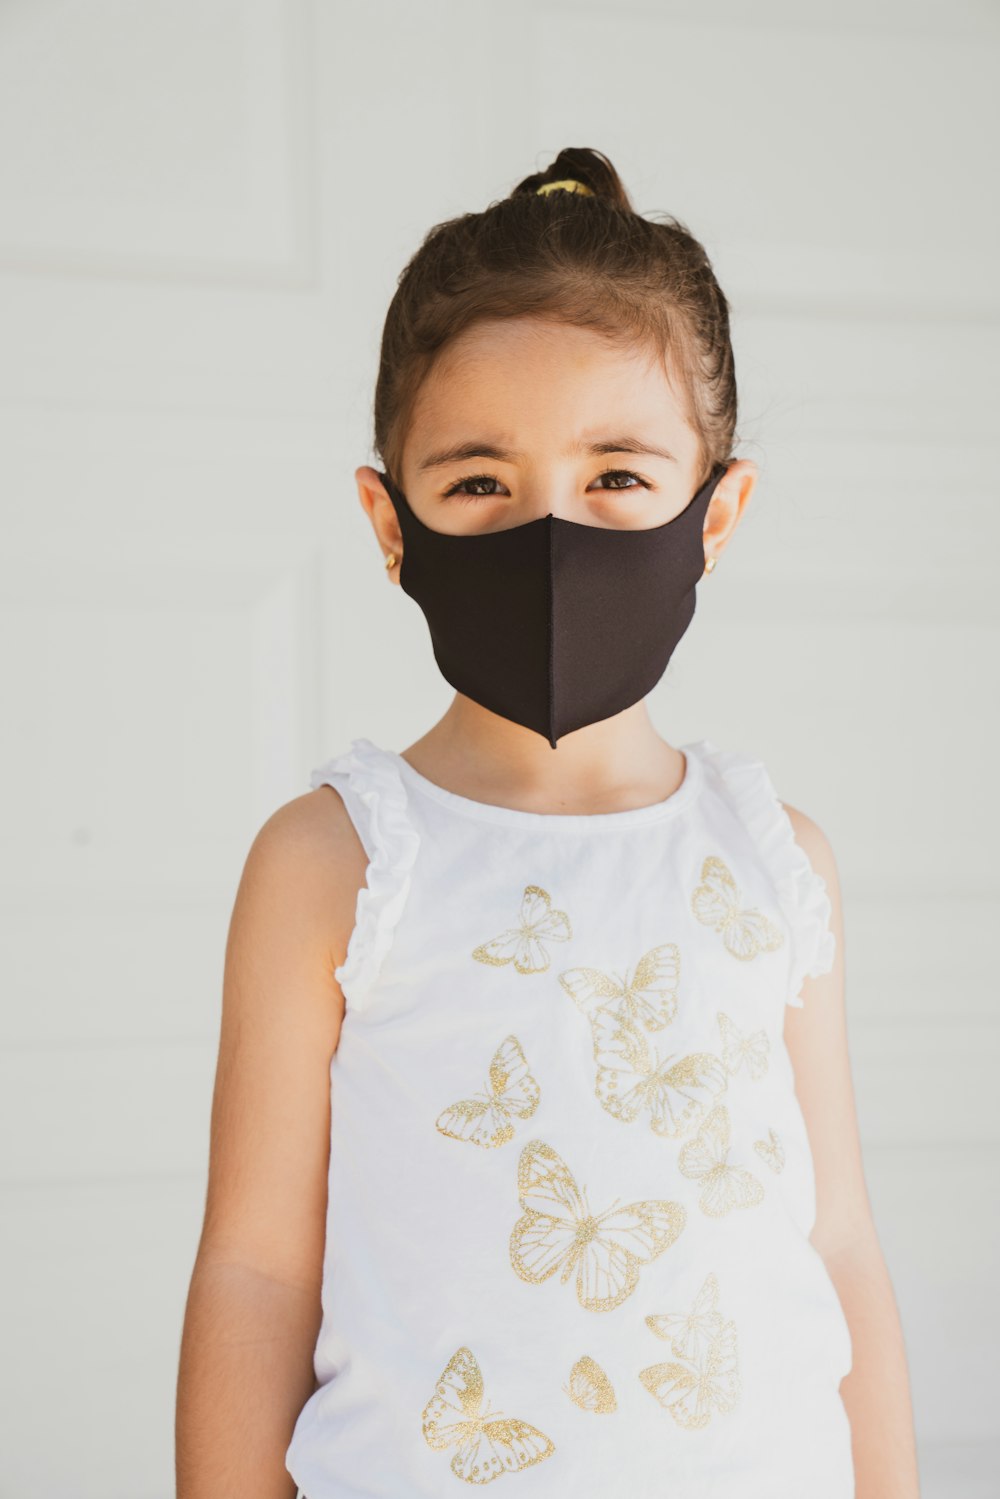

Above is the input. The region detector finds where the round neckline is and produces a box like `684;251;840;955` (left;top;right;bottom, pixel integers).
380;739;706;831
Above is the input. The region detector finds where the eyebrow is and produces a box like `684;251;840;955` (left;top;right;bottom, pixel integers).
416;435;678;471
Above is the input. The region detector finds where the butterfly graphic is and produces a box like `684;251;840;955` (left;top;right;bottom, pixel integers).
472;885;572;974
563;1354;617;1414
509;1139;686;1312
435;1035;541;1149
639;1318;741;1430
717;1011;770;1081
421;1344;555;1483
558;942;681;1032
754;1127;786;1174
677;1105;765;1217
690;855;784;961
588;1004;728;1139
644;1272;725;1366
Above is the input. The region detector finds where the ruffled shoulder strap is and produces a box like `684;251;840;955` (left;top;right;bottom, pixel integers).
308;737;420;1011
696;739;837;1008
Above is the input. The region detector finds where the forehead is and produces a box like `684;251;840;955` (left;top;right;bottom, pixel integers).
408;318;695;455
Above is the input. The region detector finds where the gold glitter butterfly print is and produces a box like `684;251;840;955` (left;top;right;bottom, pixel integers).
645;1271;725;1366
589;1005;728;1139
717;1011;770;1081
509;1139;686;1312
640;1274;741;1430
563;1355;617;1413
473;885;572;974
436;1035;541;1149
754;1127;785;1173
558;942;680;1032
678;1105;765;1217
421;1345;555;1483
691;855;784;961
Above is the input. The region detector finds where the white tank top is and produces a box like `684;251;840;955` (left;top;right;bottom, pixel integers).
285;735;854;1499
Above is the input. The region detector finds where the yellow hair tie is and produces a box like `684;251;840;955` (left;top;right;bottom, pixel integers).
535;178;594;197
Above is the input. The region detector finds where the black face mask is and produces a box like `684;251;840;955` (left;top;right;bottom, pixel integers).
379;460;728;749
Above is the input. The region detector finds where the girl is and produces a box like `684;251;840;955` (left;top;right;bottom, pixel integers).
176;148;921;1499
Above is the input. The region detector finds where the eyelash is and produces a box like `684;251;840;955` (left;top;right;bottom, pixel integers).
441;467;652;502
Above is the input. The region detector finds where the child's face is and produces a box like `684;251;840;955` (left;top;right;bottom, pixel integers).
396;316;706;535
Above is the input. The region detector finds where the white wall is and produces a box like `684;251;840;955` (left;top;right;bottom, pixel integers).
1;2;996;1495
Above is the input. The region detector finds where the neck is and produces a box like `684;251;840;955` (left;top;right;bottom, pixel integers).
398;695;688;816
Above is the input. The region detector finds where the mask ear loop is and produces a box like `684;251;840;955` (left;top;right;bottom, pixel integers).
702;460;729;576
377;468;440;538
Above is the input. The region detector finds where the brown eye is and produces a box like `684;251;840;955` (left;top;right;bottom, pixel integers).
593;468;650;491
442;474;505;500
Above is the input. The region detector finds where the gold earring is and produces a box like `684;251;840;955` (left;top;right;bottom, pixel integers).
704;557;717;574
385;553;397;570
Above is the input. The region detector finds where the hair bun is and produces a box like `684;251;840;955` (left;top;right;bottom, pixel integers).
511;147;634;212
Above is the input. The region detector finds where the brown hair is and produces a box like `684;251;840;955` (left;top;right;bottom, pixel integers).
372;146;738;492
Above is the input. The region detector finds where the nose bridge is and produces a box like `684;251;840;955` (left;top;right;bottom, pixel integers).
537;482;570;522
516;471;582;524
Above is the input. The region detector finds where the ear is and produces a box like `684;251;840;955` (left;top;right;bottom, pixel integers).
356;465;404;582
703;459;757;565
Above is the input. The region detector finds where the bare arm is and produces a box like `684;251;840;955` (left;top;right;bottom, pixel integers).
175;785;368;1499
783;804;921;1499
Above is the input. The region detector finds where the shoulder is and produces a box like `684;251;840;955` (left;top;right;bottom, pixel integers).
780;800;838;879
694;739;842;1005
246;783;366;894
697;739;841;911
234;784;369;975
779;799;844;1008
779;799;842;908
